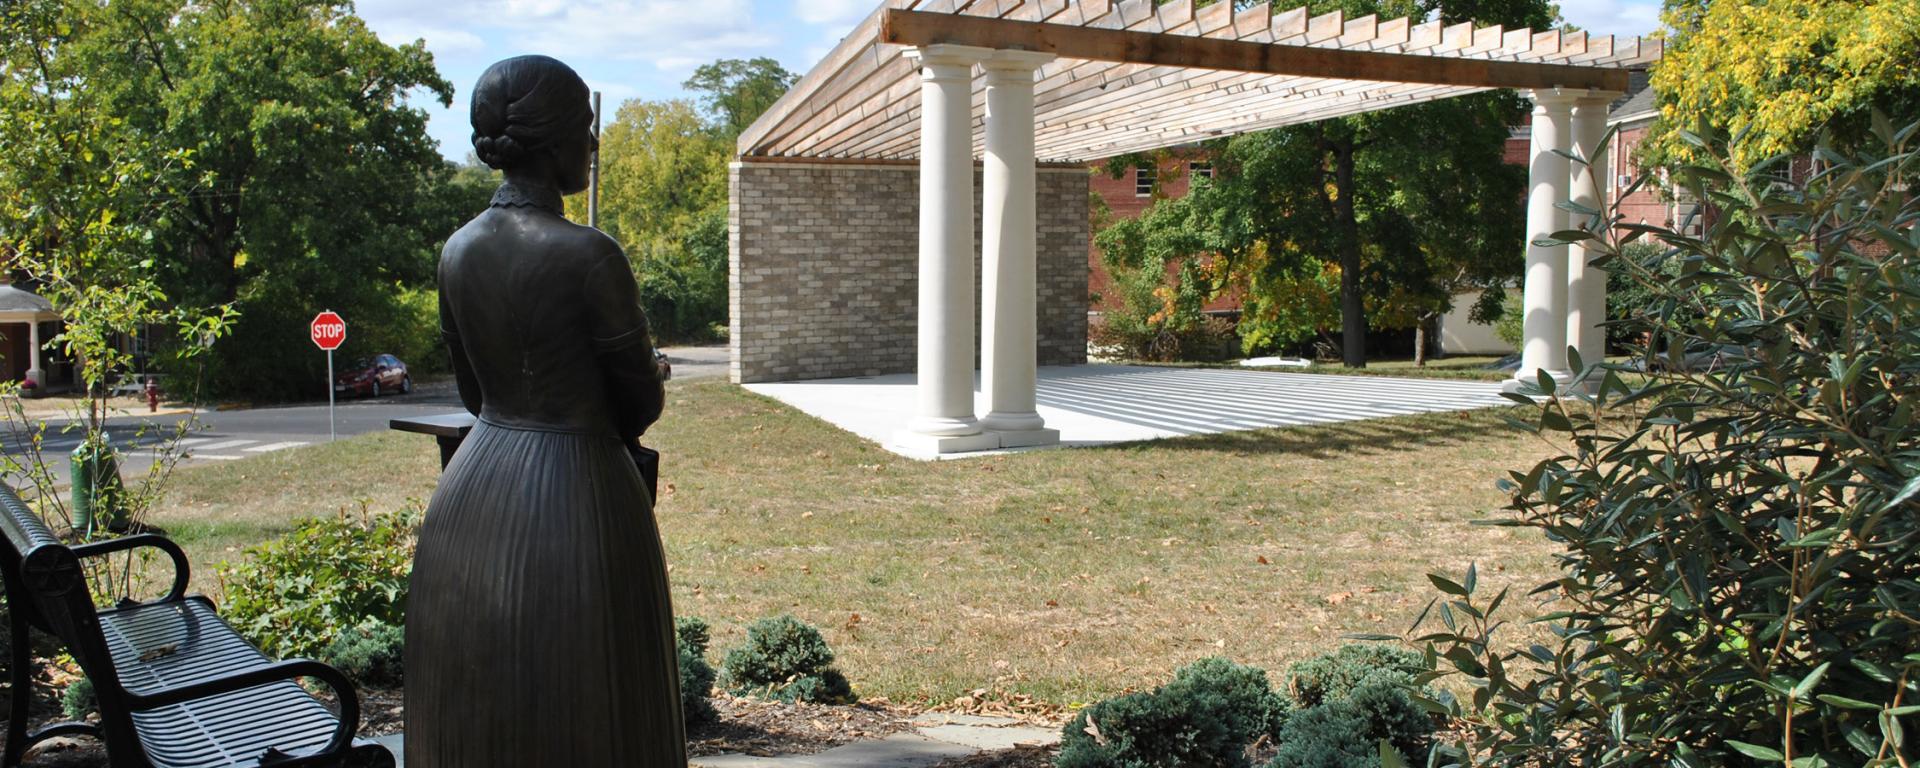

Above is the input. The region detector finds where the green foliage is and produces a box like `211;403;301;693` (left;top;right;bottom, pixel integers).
1602;239;1681;350
1491;291;1523;350
61;675;95;720
720;615;853;704
320;621;405;688
1057;657;1286;768
218;506;419;659
678;616;718;728
682;57;799;140
1648;0;1920;170
2;0;465;400
1283;644;1427;709
1091;0;1544;366
1415;119;1920;765
1266;700;1383;768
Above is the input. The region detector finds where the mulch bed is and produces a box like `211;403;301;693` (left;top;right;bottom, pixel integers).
4;681;1062;766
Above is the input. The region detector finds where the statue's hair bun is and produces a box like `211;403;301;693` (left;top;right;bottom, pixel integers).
468;55;593;172
472;133;526;170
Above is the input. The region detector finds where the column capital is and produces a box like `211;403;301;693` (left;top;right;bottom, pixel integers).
905;44;994;73
1526;88;1580;110
1572;90;1624;111
982;49;1056;73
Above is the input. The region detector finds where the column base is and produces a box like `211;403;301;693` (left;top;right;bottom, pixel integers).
1502;369;1574;395
991;427;1059;448
980;410;1046;432
890;429;1003;456
908;415;984;437
25;368;44;388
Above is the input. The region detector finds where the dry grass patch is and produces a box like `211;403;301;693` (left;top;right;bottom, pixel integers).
647;380;1560;706
143;378;1565;707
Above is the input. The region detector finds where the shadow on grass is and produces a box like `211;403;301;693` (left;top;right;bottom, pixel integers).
1100;407;1530;460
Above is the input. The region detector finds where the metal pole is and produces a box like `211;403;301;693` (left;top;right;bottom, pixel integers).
326;349;335;442
589;90;602;228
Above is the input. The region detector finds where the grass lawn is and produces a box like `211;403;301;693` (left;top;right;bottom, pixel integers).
148;378;1565;708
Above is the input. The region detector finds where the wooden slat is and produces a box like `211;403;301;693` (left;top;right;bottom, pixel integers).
881;10;1630;91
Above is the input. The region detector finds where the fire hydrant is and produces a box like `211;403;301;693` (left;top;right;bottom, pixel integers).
144;377;160;413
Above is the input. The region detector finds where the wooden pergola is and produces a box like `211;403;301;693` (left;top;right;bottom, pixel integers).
733;0;1661;455
739;0;1659;162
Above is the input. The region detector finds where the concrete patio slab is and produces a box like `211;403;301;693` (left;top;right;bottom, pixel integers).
744;364;1508;459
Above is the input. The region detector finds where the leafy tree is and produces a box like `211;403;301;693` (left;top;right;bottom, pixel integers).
682;57;799;139
1098;0;1544;366
1;0;234;557
1647;0;1920;170
572;99;729;248
26;0;458;398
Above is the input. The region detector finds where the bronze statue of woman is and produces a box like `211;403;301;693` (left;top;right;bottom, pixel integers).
405;55;683;766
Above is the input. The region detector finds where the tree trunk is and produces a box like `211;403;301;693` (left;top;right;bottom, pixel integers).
1414;317;1428;367
1333;143;1366;368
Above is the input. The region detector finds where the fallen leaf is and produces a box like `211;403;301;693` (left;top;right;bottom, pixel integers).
1257;555;1270;565
1325;591;1353;605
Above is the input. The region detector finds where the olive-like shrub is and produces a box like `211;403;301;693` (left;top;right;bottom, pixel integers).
1414;118;1920;765
719;615;853;704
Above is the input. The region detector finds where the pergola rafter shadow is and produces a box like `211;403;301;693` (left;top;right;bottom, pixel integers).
729;0;1660;456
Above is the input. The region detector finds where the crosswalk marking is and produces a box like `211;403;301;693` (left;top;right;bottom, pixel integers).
188;439;256;452
243;441;308;452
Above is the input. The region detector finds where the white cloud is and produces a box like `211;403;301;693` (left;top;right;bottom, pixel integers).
793;0;873;26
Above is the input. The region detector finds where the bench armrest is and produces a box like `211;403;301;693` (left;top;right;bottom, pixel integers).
124;659;360;757
70;534;190;604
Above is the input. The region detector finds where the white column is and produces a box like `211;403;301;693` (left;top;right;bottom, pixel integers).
895;45;999;455
980;50;1058;448
1566;92;1620;385
26;321;44;388
1507;89;1577;393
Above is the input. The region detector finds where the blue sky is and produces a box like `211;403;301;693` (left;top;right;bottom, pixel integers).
355;0;1664;162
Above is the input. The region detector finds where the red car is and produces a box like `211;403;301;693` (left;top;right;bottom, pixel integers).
334;354;412;398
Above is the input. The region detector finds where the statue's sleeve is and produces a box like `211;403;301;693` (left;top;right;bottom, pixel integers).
440;282;483;416
584;248;665;442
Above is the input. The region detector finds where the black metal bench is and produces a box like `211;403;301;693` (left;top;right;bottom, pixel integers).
0;484;393;767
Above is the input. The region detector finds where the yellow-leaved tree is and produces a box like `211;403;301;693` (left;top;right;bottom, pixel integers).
1648;0;1920;169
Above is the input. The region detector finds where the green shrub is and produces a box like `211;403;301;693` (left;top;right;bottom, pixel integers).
1057;657;1285;768
1283;644;1427;709
1266;700;1388;768
320;621;405;688
218;506;419;659
677;616;717;727
1414;120;1920;764
720;615;853;704
61;675;94;720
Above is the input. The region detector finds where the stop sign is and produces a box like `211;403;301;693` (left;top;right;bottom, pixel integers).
310;311;346;351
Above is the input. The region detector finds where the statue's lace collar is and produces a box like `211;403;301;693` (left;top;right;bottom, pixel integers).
490;181;564;216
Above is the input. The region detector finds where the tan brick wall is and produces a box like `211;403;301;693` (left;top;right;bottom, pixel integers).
730;161;1088;383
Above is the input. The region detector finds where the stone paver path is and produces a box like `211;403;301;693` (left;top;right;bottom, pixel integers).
371;714;1060;767
693;714;1060;768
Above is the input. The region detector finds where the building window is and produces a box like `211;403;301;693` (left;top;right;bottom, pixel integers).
1189;162;1213;180
1135;167;1155;197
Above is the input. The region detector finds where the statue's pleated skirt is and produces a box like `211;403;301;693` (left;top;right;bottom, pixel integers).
405;418;686;767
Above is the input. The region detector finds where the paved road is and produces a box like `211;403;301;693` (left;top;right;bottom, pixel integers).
2;345;727;484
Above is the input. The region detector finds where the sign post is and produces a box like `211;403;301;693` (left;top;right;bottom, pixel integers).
310;310;347;441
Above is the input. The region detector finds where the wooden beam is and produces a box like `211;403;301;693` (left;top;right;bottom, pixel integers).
881;9;1629;91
